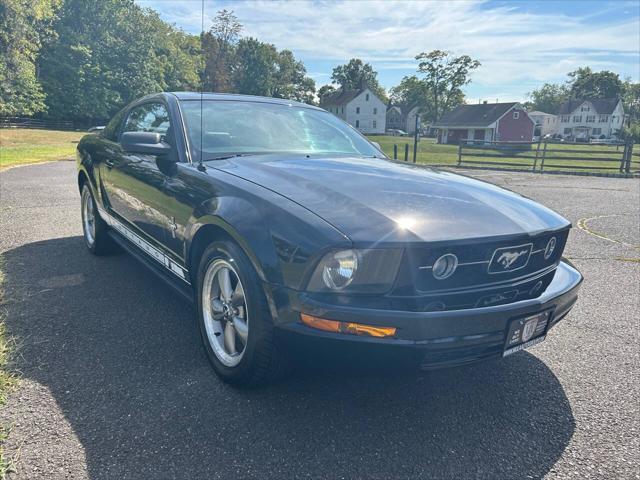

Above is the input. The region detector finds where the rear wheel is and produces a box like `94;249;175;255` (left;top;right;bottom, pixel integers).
196;241;291;386
81;184;113;255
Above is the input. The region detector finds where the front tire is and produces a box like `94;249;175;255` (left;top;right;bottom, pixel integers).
81;184;113;255
196;241;290;386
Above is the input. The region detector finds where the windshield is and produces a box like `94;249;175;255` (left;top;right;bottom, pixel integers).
180;100;379;161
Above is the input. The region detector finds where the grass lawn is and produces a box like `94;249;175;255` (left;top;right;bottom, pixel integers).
0;128;85;170
368;135;638;174
369;135;459;166
0;261;17;477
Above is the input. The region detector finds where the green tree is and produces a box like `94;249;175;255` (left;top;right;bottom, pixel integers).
330;58;387;103
202;9;241;92
567;67;623;99
317;84;336;105
415;49;480;122
389;75;431;114
526;83;569;114
622;79;640;124
146;11;201;93
232;37;278;96
232;38;314;102
0;0;60;116
39;0;200;124
271;49;315;104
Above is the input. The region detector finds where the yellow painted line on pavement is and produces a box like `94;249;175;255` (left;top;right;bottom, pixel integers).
576;214;639;250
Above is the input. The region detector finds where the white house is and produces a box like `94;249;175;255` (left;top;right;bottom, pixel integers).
320;87;386;134
528;111;558;137
556;98;625;140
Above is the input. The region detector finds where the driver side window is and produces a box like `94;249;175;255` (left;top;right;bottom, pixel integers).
123;103;171;137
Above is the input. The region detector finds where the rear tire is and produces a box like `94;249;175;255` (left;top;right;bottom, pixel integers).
81;184;113;255
196;241;291;386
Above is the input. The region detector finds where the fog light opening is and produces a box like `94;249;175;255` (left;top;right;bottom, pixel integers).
300;313;397;338
432;253;458;280
544;237;557;260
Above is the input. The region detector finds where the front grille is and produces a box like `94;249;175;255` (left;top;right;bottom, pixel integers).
391;228;569;311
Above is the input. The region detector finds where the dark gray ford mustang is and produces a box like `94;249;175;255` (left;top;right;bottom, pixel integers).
76;92;583;385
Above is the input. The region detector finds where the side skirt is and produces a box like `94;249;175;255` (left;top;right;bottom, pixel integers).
108;230;195;304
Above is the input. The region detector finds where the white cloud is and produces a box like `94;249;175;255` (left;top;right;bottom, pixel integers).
138;0;640;99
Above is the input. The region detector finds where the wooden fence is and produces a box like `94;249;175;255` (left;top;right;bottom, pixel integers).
0;117;75;130
457;140;636;175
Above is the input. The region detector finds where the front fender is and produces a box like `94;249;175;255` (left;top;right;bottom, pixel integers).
186;190;350;290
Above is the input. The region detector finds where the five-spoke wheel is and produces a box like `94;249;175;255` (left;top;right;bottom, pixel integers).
202;259;249;367
196;241;291;385
81;185;96;247
80;183;113;255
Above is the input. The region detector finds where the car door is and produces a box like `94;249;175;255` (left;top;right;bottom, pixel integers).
101;101;176;247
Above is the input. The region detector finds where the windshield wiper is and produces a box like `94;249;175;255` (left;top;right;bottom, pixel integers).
204;153;254;161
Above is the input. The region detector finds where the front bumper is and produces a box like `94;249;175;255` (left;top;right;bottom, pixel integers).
273;260;583;369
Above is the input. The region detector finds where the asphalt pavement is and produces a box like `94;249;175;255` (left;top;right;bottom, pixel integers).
0;161;638;479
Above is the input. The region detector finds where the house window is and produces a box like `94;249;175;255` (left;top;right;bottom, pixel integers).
356;107;360;114
564;128;571;134
373;120;377;129
355;120;360;128
581;105;590;112
373;107;377;114
365;93;369;101
561;115;570;122
513;111;520;119
592;128;602;135
599;115;608;122
586;115;595;123
341;107;344;114
573;115;582;123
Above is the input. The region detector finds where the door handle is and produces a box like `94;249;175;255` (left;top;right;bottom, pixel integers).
105;160;115;168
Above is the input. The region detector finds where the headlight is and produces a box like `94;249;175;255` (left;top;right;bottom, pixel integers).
307;249;403;293
321;249;359;290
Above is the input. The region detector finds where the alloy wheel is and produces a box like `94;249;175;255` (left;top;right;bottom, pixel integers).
81;187;96;246
202;259;249;367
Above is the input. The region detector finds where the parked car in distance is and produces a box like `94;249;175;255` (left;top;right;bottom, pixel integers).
590;138;622;145
386;128;409;136
76;92;583;386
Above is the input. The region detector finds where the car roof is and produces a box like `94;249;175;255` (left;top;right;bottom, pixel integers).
165;91;324;111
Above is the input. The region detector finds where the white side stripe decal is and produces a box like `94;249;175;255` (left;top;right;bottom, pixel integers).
97;206;190;284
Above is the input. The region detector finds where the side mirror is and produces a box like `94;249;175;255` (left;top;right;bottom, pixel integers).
121;131;172;156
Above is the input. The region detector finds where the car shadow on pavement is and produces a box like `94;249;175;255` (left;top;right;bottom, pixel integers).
1;236;575;479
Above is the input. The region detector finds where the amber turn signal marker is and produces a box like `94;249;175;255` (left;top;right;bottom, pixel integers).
300;313;396;338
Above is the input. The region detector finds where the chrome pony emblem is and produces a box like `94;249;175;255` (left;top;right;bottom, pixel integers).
497;250;529;269
488;243;532;273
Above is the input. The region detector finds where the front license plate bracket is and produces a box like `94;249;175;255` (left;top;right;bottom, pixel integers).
503;310;552;357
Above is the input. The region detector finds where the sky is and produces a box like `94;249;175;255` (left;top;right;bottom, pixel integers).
137;0;640;103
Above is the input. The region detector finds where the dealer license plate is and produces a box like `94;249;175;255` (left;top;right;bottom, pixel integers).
503;311;550;357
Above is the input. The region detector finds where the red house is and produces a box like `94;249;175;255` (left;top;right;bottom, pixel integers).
434;102;534;144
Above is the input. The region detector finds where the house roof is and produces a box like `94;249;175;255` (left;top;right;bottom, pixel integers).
387;102;421;120
529;110;555;116
320;89;363;107
557;98;620;115
434;102;519;127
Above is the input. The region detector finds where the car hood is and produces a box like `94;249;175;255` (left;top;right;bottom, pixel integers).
209;155;570;244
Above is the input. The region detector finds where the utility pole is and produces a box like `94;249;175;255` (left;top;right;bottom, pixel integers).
413;113;420;163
